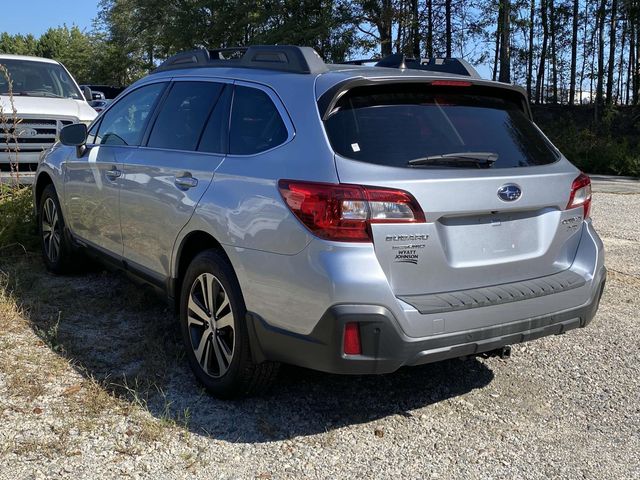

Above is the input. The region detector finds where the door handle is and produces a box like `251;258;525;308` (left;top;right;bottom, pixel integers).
106;167;121;180
174;174;198;190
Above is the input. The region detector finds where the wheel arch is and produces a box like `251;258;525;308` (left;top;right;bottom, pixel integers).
172;230;234;307
34;171;54;212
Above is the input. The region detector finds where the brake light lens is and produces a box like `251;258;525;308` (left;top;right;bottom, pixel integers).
343;322;362;355
278;180;425;242
430;80;472;87
566;173;592;219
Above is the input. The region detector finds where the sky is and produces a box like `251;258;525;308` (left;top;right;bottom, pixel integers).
1;0;101;37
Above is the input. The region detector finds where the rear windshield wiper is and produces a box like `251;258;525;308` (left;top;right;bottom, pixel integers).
408;152;498;168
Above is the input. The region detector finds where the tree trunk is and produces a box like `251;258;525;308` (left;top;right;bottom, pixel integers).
445;0;452;57
606;0;618;103
569;0;579;104
426;0;433;58
618;18;627;105
550;0;558;103
535;0;548;103
499;0;511;83
629;15;636;104
527;0;535;100
378;0;394;56
595;0;606;121
635;4;640;105
411;0;420;57
578;0;589;104
493;8;501;82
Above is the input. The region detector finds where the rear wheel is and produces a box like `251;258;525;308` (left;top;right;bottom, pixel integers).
39;184;75;274
179;250;278;398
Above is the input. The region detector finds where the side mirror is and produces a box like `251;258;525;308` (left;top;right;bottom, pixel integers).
82;86;93;102
60;123;88;146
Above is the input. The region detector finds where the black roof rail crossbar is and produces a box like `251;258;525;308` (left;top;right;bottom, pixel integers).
337;54;480;78
155;45;328;75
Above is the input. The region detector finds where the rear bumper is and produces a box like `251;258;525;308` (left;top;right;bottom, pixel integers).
247;267;606;374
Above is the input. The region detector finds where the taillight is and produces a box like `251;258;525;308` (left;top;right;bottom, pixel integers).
278;180;425;242
343;322;361;355
566;173;592;219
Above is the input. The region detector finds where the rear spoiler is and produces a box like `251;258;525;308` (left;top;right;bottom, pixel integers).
317;77;533;122
338;54;481;79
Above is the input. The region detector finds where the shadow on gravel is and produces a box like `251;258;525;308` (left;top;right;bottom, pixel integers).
4;255;495;443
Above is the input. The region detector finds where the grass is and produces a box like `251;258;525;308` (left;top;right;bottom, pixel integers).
0;252;189;458
0;184;38;252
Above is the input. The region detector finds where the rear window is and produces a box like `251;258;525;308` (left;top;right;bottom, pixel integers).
323;84;559;169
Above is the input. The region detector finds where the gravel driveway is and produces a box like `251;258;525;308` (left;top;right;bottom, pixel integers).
0;186;638;479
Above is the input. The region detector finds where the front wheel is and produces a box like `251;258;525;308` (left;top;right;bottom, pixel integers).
38;184;75;273
179;250;278;398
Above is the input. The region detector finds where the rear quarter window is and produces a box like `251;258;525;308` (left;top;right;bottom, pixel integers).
229;86;288;155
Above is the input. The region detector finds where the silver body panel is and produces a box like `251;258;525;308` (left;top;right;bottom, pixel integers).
34;61;605;362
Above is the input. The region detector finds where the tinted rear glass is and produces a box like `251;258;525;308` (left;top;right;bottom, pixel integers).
323;84;559;169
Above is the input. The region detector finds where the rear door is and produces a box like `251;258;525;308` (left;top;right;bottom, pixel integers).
322;82;584;296
118;79;231;281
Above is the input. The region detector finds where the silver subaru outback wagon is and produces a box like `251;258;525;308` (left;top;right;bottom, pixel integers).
33;46;606;398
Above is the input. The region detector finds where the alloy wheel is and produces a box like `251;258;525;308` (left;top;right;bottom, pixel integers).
42;197;61;263
187;273;236;378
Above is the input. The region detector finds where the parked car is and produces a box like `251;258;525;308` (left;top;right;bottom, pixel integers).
0;54;96;184
33;46;606;398
80;84;126;100
88;99;112;112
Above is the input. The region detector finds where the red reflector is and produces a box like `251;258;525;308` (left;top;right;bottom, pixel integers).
430;80;472;87
343;323;361;355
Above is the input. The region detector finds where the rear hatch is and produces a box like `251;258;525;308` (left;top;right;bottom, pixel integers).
321;81;586;296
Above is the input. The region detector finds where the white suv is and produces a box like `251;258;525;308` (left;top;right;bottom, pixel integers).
0;54;96;184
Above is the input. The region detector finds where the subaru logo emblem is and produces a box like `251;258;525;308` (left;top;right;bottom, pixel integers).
497;184;522;202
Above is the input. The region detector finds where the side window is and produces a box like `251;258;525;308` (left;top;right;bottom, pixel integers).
229;86;288;155
147;81;224;151
96;83;165;146
198;85;232;154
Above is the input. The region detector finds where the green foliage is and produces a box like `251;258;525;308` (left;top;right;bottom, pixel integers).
0;185;37;252
37;26;98;84
534;106;640;177
0;26;108;84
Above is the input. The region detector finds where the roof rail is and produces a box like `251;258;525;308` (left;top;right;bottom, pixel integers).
338;54;481;78
155;45;328;75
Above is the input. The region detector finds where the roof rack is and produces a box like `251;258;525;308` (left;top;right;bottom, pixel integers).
155;45;328;75
339;54;480;78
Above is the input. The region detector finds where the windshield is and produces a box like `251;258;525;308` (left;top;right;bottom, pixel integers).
0;58;82;99
323;84;559;169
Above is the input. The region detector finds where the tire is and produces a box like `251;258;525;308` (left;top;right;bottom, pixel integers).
179;249;279;398
38;184;75;274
